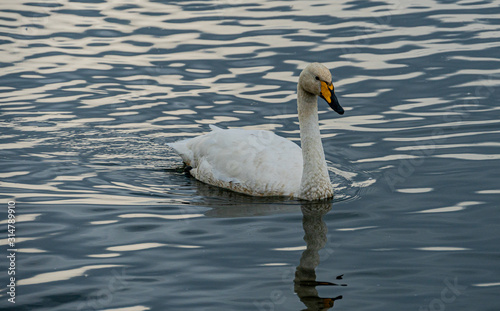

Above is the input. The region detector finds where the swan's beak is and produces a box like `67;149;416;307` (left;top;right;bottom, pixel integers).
320;81;344;115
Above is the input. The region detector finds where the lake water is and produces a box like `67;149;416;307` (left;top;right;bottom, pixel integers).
1;0;500;310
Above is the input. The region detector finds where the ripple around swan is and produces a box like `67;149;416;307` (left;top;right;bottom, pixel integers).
1;0;500;310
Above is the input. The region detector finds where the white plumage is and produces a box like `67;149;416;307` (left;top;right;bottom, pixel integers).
169;124;303;197
168;63;344;200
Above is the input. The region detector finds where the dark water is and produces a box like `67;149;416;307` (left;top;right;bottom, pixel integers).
1;0;500;310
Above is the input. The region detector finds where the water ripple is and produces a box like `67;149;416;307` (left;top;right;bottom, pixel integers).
1;0;500;310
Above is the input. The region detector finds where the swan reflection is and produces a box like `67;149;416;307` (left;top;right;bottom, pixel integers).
295;200;345;310
192;180;302;217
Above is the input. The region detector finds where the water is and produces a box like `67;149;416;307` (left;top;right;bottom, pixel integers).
1;0;500;310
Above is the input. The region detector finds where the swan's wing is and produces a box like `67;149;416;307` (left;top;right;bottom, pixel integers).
169;127;303;196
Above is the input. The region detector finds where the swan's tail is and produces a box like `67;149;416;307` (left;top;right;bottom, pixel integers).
208;124;223;132
168;125;221;165
167;139;193;165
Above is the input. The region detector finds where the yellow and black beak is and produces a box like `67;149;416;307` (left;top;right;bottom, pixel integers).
320;81;344;115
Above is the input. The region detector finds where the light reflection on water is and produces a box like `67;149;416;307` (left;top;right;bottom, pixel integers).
1;0;500;310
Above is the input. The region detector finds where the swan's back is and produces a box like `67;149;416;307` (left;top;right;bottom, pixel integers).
168;125;303;197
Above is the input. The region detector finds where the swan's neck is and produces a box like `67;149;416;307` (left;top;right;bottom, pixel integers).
297;86;333;200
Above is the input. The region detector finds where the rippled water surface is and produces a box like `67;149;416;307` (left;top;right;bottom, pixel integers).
1;0;500;310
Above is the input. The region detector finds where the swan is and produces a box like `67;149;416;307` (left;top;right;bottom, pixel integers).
168;63;344;200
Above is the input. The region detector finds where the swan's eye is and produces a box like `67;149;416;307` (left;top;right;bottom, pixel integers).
315;76;320;81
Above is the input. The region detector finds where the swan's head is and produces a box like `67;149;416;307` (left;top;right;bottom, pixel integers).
299;63;344;115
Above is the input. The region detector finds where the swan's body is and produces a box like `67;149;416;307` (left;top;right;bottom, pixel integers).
169;124;303;197
168;63;344;200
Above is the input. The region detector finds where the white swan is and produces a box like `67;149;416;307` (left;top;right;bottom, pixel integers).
168;63;344;200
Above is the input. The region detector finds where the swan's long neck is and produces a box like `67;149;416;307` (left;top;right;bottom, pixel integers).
297;86;334;200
